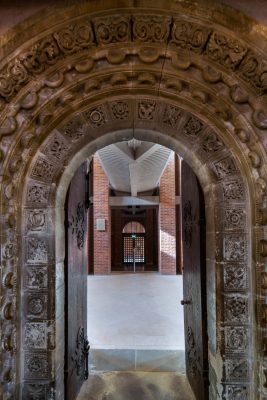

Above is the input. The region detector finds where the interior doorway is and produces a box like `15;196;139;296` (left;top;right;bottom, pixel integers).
64;142;209;400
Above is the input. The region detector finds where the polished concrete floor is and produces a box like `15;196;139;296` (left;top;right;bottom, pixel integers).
87;273;185;350
80;273;195;399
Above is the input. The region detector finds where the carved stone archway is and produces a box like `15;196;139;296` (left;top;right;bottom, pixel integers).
0;2;267;399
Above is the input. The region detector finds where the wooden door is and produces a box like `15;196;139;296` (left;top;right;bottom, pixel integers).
65;162;90;400
181;160;209;399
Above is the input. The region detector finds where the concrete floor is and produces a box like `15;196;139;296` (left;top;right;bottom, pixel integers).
79;273;195;400
87;273;185;350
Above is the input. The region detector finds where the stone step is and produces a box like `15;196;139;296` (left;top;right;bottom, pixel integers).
89;349;185;373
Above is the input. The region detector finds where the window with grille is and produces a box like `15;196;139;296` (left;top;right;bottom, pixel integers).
122;221;145;264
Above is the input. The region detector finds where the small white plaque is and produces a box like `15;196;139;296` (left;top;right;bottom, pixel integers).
96;218;106;231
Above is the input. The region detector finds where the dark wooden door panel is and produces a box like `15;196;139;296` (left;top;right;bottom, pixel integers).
181;160;208;400
65;162;89;400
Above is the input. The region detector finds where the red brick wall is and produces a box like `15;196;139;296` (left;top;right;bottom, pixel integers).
93;155;111;274
159;152;176;274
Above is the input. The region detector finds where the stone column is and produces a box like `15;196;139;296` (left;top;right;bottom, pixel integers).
93;154;111;274
159;151;176;274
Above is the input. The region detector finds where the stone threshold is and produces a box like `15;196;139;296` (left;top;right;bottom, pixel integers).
89;348;185;374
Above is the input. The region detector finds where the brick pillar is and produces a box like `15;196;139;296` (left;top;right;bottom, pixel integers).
159;151;176;274
93;154;111;274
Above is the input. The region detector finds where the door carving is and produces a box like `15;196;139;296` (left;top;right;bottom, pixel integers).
65;162;89;399
181;160;209;400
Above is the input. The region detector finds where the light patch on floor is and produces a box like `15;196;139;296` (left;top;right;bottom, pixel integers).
77;371;196;400
87;273;185;350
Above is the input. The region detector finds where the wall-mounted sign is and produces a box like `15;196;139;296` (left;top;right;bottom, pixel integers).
96;218;106;231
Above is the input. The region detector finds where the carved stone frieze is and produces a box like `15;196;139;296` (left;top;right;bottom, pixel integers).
183;116;204;137
60;116;86;141
224;265;248;291
31;157;56;183
24;322;47;349
170;20;211;53
223;180;245;201
223;235;246;262
43;134;69;162
26;210;47;232
138;99;156;120
201;132;224;154
206;32;247;70
224;294;248;324
223;385;248;400
225;359;249;381
24;266;48;289
110;101;129;120
26;238;48;264
26;294;47;319
162;104;182;128
26;184;49;205
239;50;267;94
133;15;171;42
24;353;48;379
213;157;237;180
224;209;246;230
225;326;248;353
83;105;107;128
93;16;131;44
23;383;49;400
53;20;94;54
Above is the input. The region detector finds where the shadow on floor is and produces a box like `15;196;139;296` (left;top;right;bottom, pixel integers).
77;371;196;400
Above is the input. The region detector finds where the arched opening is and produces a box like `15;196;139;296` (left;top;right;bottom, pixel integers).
64;139;209;399
1;3;266;399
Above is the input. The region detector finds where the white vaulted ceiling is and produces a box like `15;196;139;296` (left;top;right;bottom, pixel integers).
97;139;172;196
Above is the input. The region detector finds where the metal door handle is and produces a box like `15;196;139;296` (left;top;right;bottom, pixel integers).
181;299;191;305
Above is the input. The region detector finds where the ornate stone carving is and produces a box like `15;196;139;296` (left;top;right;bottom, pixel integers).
110;101;129;120
26;238;48;263
239;50;267;94
43;134;69;161
23;383;48;400
24;266;48;289
225;327;248;352
27;184;49;205
224;209;246;230
26;294;47;319
2;243;15;260
0;60;29;100
223;180;244;201
224;265;248;291
225;359;248;381
183;116;204;137
133;15;171;42
53;20;94;54
27;210;46;232
214;157;237;179
62;116;86;141
84;105;107;127
223;235;246;261
138;99;156;120
224;294;248;324
31;157;56;182
94;16;131;44
25;353;48;378
206;32;247;69
69;202;85;250
24;323;47;349
224;385;248;400
171;20;211;53
201;132;224;154
162;104;182;128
